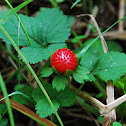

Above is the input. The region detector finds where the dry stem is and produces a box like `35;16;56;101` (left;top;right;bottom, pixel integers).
118;0;125;31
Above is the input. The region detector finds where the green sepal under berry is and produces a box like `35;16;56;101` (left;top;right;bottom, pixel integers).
32;84;76;118
41;65;53;77
52;75;67;92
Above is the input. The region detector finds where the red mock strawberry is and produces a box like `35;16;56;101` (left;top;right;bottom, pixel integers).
51;48;78;73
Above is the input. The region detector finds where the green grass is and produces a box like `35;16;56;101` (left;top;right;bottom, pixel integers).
0;73;15;126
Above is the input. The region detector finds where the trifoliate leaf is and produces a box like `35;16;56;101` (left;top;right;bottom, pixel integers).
41;66;53;77
52;75;67;92
35;98;60;118
0;8;71;63
92;52;126;81
56;87;76;107
73;65;95;83
32;84;76;117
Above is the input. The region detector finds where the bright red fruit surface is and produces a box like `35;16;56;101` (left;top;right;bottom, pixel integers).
51;48;78;73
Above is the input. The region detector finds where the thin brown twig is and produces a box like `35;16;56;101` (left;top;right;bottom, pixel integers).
118;0;125;32
85;5;99;36
77;14;108;53
76;99;100;126
77;14;117;125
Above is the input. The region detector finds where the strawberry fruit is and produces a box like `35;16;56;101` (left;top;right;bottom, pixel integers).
51;48;78;73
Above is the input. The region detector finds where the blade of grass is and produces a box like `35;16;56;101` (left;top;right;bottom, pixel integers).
0;25;64;126
0;91;34;103
71;0;81;9
24;0;29;15
0;95;56;126
0;72;15;126
4;0;33;46
1;0;33;23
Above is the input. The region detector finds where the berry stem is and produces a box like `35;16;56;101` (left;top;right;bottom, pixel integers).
67;76;71;87
75;82;85;95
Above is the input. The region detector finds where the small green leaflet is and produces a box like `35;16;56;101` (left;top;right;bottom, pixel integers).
73;66;89;83
52;75;67;92
73;65;95;83
0;8;72;63
92;51;126;81
32;84;75;118
41;66;53;77
113;122;122;126
35;98;60;118
56;88;76;107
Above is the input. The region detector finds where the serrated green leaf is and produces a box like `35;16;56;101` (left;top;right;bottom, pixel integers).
41;66;53;77
32;84;58;102
81;39;103;71
20;43;66;64
0;8;71;63
52;75;67;92
113;122;122;126
32;88;44;102
20;46;49;63
32;84;76;117
48;43;66;55
80;39;122;72
36;8;70;44
56;87;76;107
0;9;11;19
73;66;94;83
35;98;60;118
93;52;126;81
